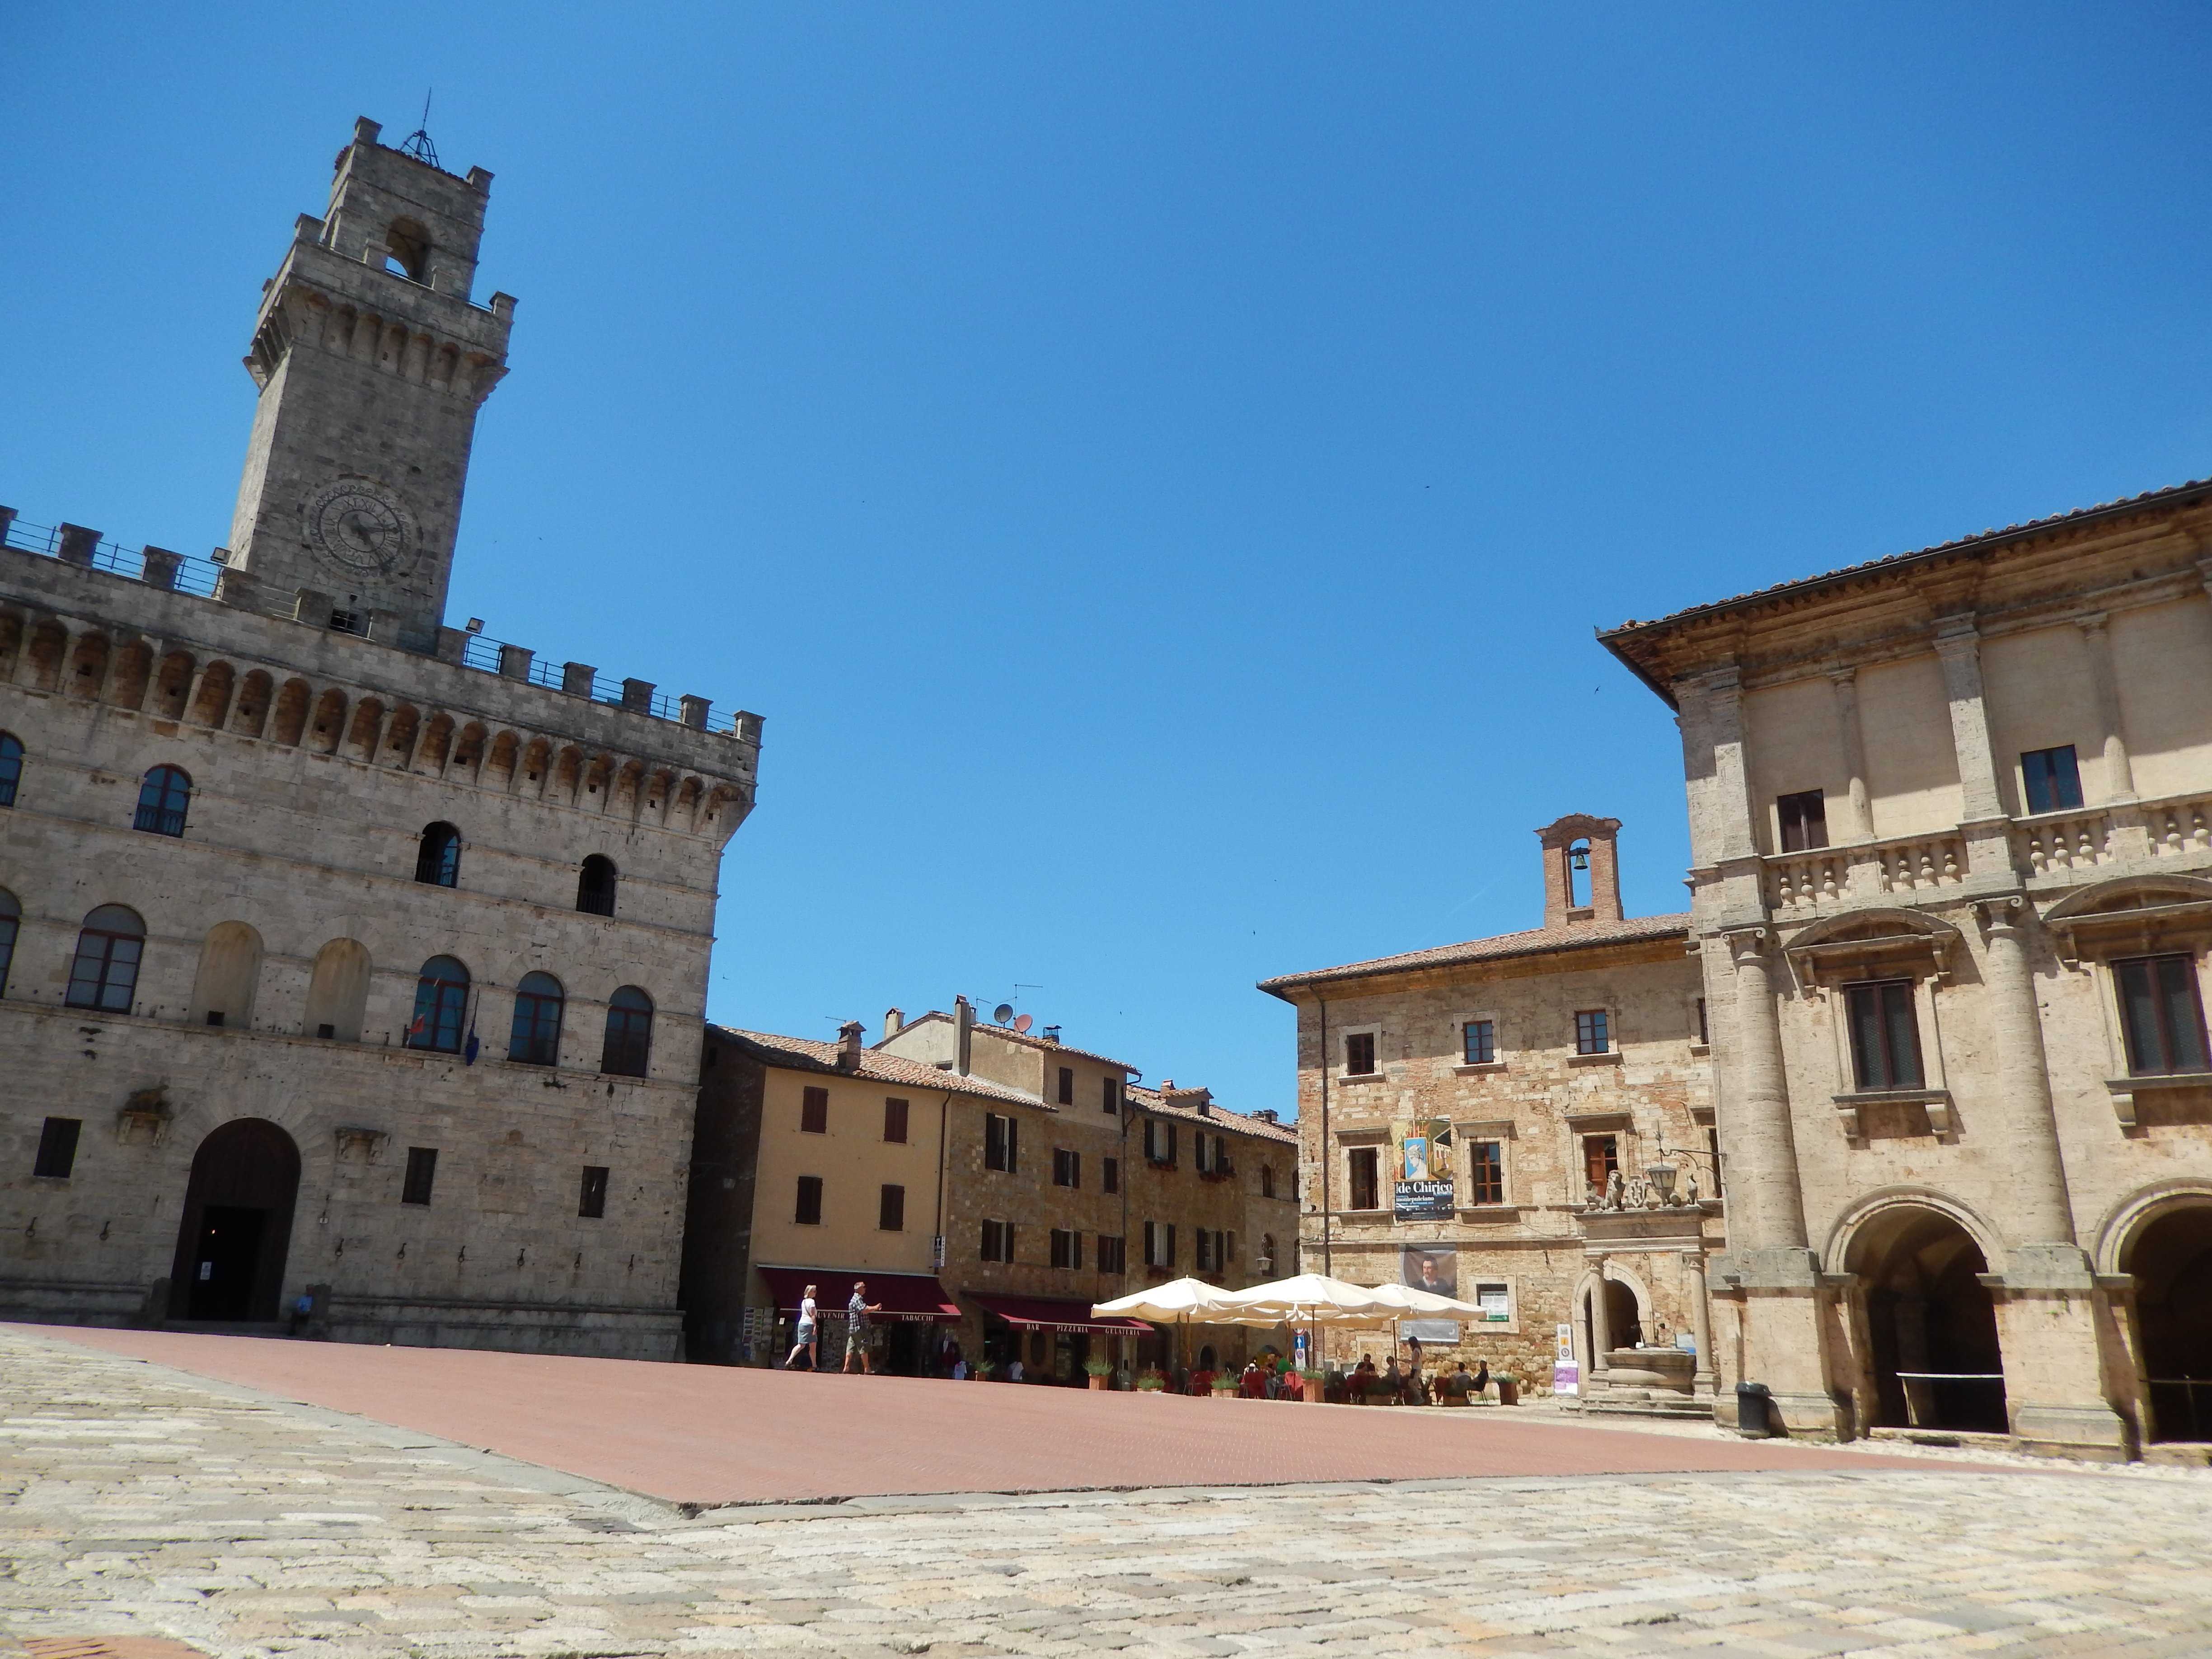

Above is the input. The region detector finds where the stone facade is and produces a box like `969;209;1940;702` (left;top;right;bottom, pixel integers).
0;119;761;1358
1602;478;2212;1459
1261;816;1719;1403
684;1002;1299;1380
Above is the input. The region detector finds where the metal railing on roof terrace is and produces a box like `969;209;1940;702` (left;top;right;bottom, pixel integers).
2;503;748;740
1;510;222;597
458;631;742;734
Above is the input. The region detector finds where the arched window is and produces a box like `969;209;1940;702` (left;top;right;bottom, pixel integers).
134;765;192;837
415;821;461;887
67;904;146;1012
508;971;564;1066
0;732;23;808
189;920;264;1029
576;855;618;917
407;955;470;1052
601;985;653;1077
0;887;19;994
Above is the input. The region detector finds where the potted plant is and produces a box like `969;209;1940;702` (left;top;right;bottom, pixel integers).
1210;1372;1238;1398
1299;1368;1327;1402
1496;1374;1520;1406
1084;1356;1112;1391
1135;1368;1166;1392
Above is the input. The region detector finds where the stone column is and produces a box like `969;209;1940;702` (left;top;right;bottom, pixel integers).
1726;929;1809;1252
1977;898;2075;1247
1933;621;2017;882
1587;1255;1612;1391
1828;669;1873;842
1687;1250;1715;1398
1719;927;1837;1434
1975;895;2129;1458
2076;615;2137;801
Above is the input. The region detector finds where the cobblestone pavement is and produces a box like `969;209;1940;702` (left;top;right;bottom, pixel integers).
5;1330;2211;1659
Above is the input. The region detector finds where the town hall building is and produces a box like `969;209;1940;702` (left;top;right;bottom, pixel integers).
0;118;761;1357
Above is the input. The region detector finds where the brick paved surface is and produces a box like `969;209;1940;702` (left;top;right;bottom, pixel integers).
4;1327;2211;1658
24;1326;1929;1504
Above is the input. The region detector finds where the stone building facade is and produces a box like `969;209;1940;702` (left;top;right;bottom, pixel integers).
684;1000;1298;1379
0;119;760;1358
1602;479;2212;1458
1261;816;1718;1402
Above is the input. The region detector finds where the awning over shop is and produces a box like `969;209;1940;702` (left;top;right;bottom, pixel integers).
968;1291;1155;1334
755;1265;961;1323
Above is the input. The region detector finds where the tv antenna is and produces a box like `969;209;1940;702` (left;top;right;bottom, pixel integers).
398;89;440;169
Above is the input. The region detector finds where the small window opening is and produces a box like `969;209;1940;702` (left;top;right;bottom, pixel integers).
2022;745;2085;815
578;1165;609;1218
576;855;618;916
1567;840;1590;909
401;1146;439;1206
415;822;461;887
33;1116;82;1179
1344;1031;1376;1076
384;218;431;283
1777;789;1828;853
134;765;192;837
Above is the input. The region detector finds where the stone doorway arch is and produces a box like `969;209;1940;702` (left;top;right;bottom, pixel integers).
1848;1203;2006;1433
1574;1264;1648;1374
2119;1200;2212;1443
166;1118;301;1322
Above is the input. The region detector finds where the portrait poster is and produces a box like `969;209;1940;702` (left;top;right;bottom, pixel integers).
1401;1137;1430;1181
1399;1246;1459;1343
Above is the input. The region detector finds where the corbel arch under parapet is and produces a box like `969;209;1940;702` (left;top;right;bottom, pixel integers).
66;628;110;700
343;697;384;760
308;687;347;753
230;670;273;737
271;679;311;746
514;735;548;792
1822;1186;2009;1279
381;704;420;768
151;650;194;718
416;712;453;773
107;637;152;710
453;722;490;778
27;621;70;692
189;661;236;728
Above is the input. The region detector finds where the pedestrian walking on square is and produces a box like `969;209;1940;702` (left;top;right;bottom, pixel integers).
783;1284;819;1371
844;1280;883;1373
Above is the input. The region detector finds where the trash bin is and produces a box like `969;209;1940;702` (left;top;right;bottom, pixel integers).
1735;1380;1773;1436
1497;1376;1519;1406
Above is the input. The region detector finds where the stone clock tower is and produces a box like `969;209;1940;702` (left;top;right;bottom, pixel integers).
229;117;515;648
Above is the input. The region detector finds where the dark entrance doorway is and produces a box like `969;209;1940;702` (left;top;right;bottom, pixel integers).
1858;1207;2007;1433
1579;1275;1644;1364
2128;1204;2212;1443
881;1322;925;1377
167;1118;301;1322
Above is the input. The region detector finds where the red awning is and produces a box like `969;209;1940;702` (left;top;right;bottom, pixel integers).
755;1265;961;1324
967;1291;1155;1334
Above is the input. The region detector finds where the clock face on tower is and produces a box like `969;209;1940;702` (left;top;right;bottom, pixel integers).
303;478;417;578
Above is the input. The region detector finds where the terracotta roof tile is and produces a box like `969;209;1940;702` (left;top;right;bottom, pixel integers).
1125;1084;1298;1145
710;1026;1050;1109
1259;912;1692;995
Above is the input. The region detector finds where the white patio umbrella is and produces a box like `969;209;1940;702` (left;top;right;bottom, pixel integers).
1210;1272;1406;1325
1091;1277;1234;1323
1369;1281;1488;1319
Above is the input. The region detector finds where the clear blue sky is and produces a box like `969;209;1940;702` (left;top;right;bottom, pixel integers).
7;6;2209;1113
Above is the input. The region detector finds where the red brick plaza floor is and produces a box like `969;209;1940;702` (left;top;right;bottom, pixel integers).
23;1325;1955;1508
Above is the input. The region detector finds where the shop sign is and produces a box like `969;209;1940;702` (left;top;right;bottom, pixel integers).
1394;1179;1454;1219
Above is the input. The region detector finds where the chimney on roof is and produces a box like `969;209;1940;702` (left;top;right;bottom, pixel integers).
1041;1025;1061;1044
1537;813;1625;928
1162;1079;1174;1090
884;1007;904;1037
835;1021;863;1070
954;996;974;1077
1253;1109;1278;1124
1195;1089;1212;1116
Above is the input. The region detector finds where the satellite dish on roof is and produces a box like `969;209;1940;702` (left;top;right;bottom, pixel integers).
1012;1013;1034;1034
992;1003;1015;1026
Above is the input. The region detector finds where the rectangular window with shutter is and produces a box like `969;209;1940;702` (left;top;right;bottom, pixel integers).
1777;788;1828;852
1468;1140;1504;1205
32;1117;81;1180
980;1218;1014;1262
577;1165;609;1219
801;1087;828;1134
1102;1076;1120;1115
1098;1234;1126;1275
2115;954;2210;1076
1057;1066;1074;1105
1347;1145;1378;1210
1102;1156;1119;1194
1053;1148;1080;1188
1581;1135;1617;1192
984;1113;1018;1172
1196;1230;1213;1272
795;1174;823;1226
1844;979;1926;1089
402;1146;438;1207
879;1183;905;1231
1345;1031;1376;1075
1050;1228;1082;1270
883;1097;909;1143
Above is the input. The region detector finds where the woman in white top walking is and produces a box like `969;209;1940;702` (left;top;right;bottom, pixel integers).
783;1284;819;1370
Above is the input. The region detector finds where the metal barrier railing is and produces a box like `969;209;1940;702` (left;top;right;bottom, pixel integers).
2;507;742;736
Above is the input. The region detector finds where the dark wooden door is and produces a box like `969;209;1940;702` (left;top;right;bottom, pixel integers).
168;1119;301;1322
